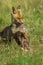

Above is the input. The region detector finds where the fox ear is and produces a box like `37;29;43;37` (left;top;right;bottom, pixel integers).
12;6;15;10
12;6;16;14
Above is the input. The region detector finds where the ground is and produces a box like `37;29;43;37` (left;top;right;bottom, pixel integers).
0;0;43;65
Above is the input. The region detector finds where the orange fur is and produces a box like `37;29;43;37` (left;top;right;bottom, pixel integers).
12;7;24;24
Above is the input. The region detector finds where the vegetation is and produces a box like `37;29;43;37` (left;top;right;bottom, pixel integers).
0;0;43;65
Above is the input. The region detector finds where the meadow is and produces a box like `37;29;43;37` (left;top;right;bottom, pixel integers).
0;0;43;65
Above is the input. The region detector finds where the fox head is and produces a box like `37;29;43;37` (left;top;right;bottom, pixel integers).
12;6;22;19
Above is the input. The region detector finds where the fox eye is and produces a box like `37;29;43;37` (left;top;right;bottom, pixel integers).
14;12;16;14
13;11;17;14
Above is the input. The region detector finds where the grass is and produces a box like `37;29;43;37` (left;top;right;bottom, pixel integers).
0;0;43;65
